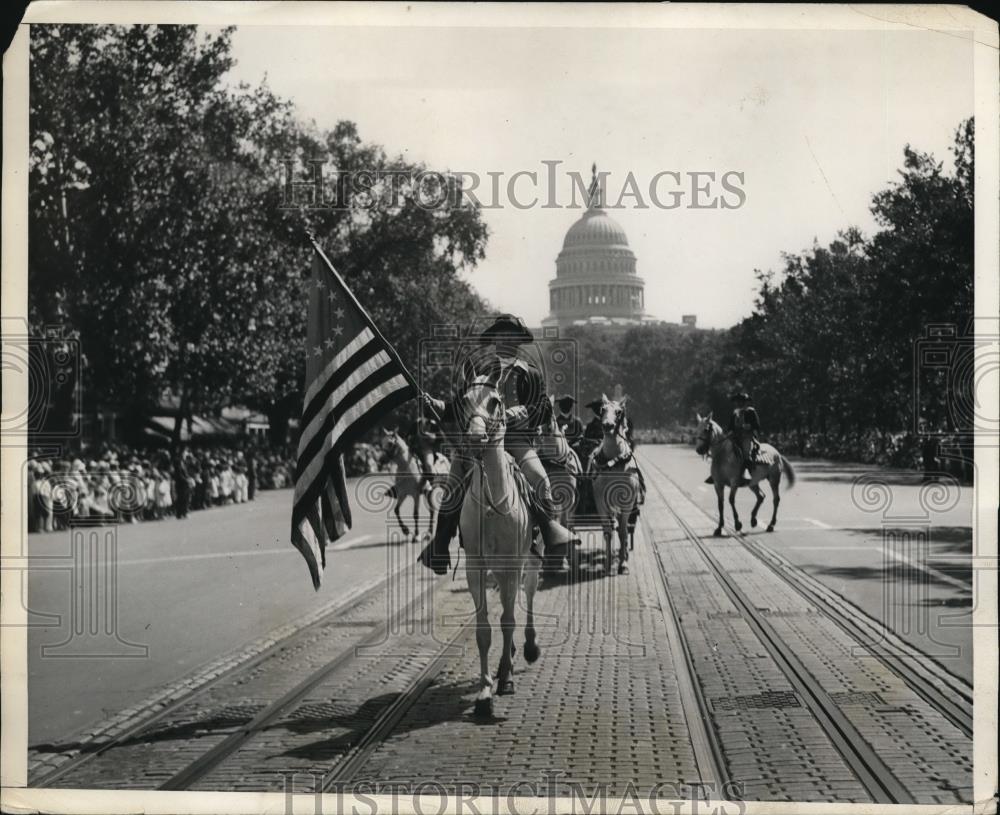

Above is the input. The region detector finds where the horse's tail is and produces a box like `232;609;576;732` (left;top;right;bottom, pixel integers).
781;456;796;489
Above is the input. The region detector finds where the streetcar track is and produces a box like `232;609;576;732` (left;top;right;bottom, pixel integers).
158;564;446;790
642;452;974;738
639;511;729;795
322;620;474;789
31;557;422;789
638;454;916;805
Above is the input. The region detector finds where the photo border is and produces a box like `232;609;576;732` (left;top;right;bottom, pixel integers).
2;3;997;814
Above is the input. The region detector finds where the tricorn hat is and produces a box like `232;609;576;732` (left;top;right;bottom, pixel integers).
478;314;534;346
556;394;576;412
729;390;752;403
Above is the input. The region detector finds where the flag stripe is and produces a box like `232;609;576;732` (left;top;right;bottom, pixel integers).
297;344;388;461
295;360;404;482
300;329;376;429
292;376;411;525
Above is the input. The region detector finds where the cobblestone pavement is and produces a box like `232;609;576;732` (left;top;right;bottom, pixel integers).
29;459;975;805
640;460;973;805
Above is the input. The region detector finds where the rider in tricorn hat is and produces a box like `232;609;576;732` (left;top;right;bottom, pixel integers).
417;314;580;574
704;390;761;484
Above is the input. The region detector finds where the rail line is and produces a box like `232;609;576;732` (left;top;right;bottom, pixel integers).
157;561;457;791
644;453;974;739
639;453;916;805
32;557;425;790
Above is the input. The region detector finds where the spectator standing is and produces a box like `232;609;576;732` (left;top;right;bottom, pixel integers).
173;453;191;519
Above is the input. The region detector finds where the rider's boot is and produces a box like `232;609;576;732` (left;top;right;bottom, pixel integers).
417;454;470;575
533;514;580;559
418;505;457;574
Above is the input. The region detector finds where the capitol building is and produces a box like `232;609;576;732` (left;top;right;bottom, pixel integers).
541;166;658;331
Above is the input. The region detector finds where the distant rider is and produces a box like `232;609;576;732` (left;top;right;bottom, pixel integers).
705;390;761;484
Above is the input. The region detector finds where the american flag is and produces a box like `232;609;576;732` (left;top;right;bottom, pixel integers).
291;242;417;589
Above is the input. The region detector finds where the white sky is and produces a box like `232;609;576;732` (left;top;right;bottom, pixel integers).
221;24;974;328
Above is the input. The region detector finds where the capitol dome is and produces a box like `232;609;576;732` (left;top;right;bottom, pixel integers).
542;164;647;329
562;208;631;249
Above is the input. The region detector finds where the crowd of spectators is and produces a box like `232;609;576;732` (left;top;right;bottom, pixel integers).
27;442;297;534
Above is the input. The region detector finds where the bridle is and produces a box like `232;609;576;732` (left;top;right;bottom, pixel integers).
459;382;506;450
696;420;719;456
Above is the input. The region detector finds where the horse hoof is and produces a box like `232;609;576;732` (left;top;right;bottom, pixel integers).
751;518;758;528
618;563;629;575
523;639;540;664
713;528;723;537
767;525;775;532
497;679;514;696
473;697;494;718
734;522;742;532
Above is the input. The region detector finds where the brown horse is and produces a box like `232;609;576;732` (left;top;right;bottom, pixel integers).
694;413;796;536
459;368;541;717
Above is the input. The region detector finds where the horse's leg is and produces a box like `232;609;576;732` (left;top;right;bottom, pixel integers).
496;572;518;695
714;483;725;536
393;494;409;538
426;483;437;539
617;510;630;575
750;480;765;528
411;487;420;541
767;469;781;532
729;485;742;532
467;567;494;717
523;557;541;664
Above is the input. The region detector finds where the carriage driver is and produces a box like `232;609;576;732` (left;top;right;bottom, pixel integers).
705;390;761;484
417;315;581;575
555;395;584;449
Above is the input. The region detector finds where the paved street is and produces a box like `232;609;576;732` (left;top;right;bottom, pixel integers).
26;477;430;745
27;445;974;804
639;445;974;685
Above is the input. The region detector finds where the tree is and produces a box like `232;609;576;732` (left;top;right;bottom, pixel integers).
28;25;491;448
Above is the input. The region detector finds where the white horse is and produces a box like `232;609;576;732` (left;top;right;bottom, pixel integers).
459;367;540;717
380;428;449;541
694;413;796;536
587;393;641;576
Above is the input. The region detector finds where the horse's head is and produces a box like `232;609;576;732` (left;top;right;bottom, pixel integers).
587;393;628;437
380;427;402;457
459;359;506;447
694;412;719;456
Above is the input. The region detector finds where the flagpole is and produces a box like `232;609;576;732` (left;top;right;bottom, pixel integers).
307;236;443;423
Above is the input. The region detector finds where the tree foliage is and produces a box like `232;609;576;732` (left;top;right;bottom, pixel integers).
569;120;974;436
29;25;489;444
